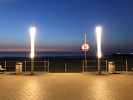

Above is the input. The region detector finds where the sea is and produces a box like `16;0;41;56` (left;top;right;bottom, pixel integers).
0;51;90;58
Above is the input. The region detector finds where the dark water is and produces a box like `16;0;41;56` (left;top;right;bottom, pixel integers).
0;52;87;57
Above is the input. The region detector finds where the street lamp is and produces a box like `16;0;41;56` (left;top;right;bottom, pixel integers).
30;26;36;74
96;26;102;75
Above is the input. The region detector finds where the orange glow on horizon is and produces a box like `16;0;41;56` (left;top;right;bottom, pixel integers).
0;48;79;52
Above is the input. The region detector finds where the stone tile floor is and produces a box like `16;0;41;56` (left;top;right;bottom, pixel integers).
0;72;133;100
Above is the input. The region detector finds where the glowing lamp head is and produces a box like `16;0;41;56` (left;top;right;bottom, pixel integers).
30;26;36;58
81;43;89;52
95;26;102;58
30;27;36;35
96;26;102;34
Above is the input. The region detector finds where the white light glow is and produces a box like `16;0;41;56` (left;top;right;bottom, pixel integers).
30;27;36;58
81;43;89;52
96;26;102;58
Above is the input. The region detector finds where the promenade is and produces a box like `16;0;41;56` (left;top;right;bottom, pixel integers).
0;72;133;100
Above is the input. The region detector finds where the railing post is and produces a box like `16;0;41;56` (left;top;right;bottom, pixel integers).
5;61;7;74
82;60;84;72
106;60;108;72
44;61;46;71
126;60;128;72
24;61;27;72
64;62;67;72
44;61;45;71
47;61;49;72
85;60;87;71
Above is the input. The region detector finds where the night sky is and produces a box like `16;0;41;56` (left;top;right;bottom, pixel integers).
0;0;133;54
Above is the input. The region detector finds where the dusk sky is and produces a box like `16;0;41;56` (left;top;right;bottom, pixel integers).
0;0;133;54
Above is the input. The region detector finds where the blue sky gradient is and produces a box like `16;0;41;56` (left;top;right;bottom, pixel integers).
0;0;133;54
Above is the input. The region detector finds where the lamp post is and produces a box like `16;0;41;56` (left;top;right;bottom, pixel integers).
96;26;102;75
30;26;36;75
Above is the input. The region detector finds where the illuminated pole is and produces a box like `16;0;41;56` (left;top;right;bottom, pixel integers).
96;26;102;75
30;26;36;75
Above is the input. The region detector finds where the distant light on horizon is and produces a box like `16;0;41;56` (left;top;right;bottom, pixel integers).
96;26;102;58
30;26;36;58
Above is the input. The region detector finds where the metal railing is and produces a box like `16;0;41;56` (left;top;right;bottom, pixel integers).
0;60;49;73
82;60;133;72
0;59;133;73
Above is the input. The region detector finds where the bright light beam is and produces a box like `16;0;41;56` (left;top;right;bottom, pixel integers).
96;26;102;58
30;26;36;75
96;26;102;75
30;27;36;58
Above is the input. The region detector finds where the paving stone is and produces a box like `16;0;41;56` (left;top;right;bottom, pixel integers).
0;72;132;100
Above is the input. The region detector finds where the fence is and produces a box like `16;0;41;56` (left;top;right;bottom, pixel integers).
82;60;133;72
49;59;83;72
0;60;133;73
0;60;49;73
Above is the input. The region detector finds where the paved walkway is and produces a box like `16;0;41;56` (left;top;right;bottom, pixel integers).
0;72;133;100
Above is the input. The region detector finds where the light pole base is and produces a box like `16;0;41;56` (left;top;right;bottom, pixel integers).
31;58;34;75
98;58;101;75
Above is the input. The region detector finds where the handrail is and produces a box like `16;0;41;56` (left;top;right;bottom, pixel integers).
0;59;133;73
